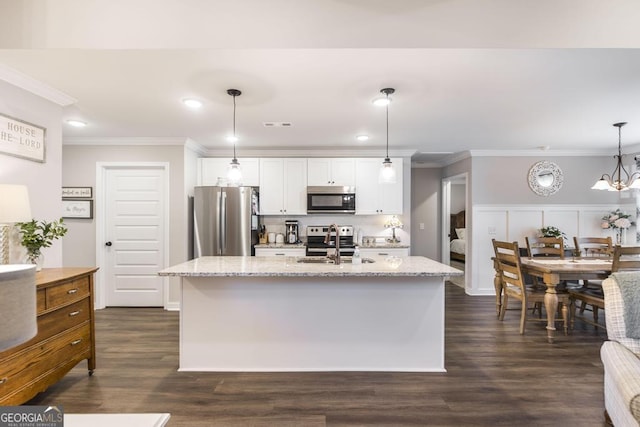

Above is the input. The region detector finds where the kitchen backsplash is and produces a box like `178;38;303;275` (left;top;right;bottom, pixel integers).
260;214;409;245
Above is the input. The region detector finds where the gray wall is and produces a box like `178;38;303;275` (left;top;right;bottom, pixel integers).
471;156;624;205
0;79;64;266
62;143;191;306
411;167;441;260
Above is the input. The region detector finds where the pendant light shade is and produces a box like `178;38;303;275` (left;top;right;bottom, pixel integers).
591;122;640;191
226;89;243;186
378;88;396;184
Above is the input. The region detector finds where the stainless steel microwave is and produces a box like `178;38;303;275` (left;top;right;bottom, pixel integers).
307;186;356;214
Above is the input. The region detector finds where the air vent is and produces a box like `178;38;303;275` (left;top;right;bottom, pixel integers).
263;122;293;127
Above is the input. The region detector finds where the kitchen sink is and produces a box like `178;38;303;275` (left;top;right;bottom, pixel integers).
296;257;375;264
296;258;334;264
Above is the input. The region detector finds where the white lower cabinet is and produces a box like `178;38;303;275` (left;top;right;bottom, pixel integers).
359;247;409;257
259;158;307;215
255;247;306;257
355;158;403;215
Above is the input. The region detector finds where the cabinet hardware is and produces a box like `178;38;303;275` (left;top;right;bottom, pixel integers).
0;378;7;385
69;311;81;317
67;289;78;294
70;339;82;346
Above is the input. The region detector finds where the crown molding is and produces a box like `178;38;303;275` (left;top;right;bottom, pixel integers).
63;137;191;146
0;64;76;106
200;147;417;158
467;149;613;157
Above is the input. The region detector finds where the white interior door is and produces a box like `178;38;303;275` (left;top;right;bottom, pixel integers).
103;166;167;307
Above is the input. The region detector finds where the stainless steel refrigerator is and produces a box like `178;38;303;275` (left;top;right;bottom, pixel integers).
193;186;259;257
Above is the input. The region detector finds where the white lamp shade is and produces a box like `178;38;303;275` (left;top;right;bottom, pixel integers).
591;178;610;190
0;264;37;352
379;162;397;184
227;162;243;186
0;184;32;223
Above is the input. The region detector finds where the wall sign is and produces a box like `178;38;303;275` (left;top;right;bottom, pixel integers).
0;113;46;163
62;187;93;199
62;200;93;219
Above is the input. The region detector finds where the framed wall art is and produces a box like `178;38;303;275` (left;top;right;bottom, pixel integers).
62;199;93;219
0;113;46;163
62;187;93;199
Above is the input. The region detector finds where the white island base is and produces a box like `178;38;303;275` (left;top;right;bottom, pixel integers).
178;267;447;372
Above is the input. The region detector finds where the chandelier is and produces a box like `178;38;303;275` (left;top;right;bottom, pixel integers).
591;122;640;191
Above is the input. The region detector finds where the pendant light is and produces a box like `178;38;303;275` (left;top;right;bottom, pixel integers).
226;89;243;186
378;88;397;184
591;122;640;191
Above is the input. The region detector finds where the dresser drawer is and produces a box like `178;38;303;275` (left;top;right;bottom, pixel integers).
37;289;46;313
0;323;91;401
46;276;90;309
37;298;90;342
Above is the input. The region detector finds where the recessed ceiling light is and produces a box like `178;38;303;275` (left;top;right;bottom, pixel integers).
226;135;239;143
182;98;203;109
66;120;87;127
356;135;369;141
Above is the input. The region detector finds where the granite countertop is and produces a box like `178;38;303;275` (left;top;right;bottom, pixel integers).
158;256;463;278
254;243;306;248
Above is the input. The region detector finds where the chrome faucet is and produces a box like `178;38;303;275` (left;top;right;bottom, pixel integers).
324;224;341;265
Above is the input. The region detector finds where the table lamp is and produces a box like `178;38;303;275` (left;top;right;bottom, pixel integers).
0;184;32;264
0;264;37;351
384;215;404;244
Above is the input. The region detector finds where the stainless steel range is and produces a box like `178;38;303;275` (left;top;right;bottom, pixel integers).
306;225;355;257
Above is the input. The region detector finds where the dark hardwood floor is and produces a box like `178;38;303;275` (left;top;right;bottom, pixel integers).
27;283;608;426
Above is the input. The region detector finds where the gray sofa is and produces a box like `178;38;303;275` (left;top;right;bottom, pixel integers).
602;274;640;426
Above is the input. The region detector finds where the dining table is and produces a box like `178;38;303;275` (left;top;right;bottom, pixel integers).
501;257;612;343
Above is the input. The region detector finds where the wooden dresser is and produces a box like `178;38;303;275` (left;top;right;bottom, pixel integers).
0;267;98;405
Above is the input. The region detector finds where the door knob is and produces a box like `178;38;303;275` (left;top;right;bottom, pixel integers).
105;241;112;247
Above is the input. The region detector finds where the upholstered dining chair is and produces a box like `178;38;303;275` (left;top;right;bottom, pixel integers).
492;239;570;335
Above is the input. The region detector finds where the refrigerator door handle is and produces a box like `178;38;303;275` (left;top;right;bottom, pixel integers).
220;190;227;254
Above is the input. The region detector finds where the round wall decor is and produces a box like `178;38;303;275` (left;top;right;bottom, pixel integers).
528;161;563;196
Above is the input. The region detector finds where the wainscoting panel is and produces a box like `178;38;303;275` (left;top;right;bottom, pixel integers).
469;204;636;296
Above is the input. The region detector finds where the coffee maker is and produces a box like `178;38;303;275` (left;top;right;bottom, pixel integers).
285;220;299;244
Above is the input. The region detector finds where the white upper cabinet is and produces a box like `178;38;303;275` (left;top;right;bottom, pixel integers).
197;158;260;187
259;158;307;215
307;158;355;186
355;158;403;215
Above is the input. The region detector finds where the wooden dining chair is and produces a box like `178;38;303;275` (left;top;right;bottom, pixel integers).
612;245;640;272
568;236;613;330
525;236;565;259
525;236;566;293
574;236;613;260
569;244;640;330
492;239;569;335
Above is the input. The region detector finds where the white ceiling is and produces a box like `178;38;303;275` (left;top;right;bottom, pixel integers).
2;0;640;165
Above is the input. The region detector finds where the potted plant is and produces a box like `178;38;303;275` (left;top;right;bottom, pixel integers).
539;226;567;244
16;218;68;270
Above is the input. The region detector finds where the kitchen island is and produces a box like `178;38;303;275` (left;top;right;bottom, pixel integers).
158;256;461;372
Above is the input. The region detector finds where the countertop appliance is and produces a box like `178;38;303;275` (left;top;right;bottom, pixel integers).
307;186;356;214
306;225;355;257
285;220;299;244
193;186;259;257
